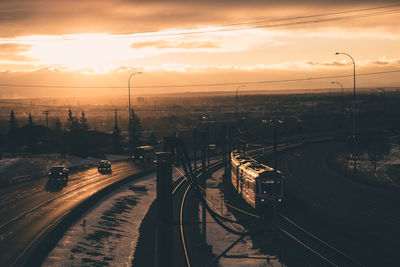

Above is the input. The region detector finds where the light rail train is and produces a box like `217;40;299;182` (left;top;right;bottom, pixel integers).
231;151;285;209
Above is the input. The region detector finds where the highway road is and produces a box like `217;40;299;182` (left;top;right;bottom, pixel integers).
0;161;154;267
280;140;400;266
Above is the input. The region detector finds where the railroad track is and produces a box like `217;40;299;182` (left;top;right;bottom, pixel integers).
172;159;225;267
173;145;267;267
278;213;366;267
189;144;366;267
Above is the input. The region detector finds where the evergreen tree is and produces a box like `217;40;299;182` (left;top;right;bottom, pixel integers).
8;110;17;134
27;112;36;154
66;109;80;155
8;110;17;153
55;118;62;131
67;109;78;131
112;109;122;152
80;110;88;130
128;108;142;150
54;117;63;154
28;112;34;127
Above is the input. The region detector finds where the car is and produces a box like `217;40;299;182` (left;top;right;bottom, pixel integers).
98;160;112;172
208;144;217;155
132;146;155;161
48;166;69;181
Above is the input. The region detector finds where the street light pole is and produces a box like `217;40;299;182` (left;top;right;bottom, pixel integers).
128;71;143;118
235;85;246;151
235;85;246;122
335;52;356;171
331;81;345;115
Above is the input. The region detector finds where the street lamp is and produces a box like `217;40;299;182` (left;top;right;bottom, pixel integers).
234;85;246;152
335;52;356;171
128;71;143;118
235;85;246;122
331;81;345;115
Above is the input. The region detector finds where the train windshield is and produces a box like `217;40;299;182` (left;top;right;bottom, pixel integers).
259;180;281;195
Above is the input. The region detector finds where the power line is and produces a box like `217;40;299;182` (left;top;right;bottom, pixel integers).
209;4;400;28
116;8;400;38
0;4;399;42
0;69;399;89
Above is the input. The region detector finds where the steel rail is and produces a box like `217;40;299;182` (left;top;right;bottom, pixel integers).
279;213;366;267
173;159;224;267
279;227;339;267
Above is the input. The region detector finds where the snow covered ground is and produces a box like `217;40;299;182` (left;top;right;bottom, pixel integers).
341;141;400;187
42;168;183;267
42;164;283;266
0;154;128;185
203;168;284;267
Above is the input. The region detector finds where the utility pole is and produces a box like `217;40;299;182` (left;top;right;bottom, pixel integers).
272;122;278;227
207;126;210;179
42;110;50;128
42;110;50;150
201;131;207;243
193;128;197;177
228;126;232;173
156;152;172;267
222;125;227;176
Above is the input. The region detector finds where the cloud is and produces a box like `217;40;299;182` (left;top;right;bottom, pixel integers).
0;43;36;62
0;0;398;38
368;57;400;66
130;40;221;49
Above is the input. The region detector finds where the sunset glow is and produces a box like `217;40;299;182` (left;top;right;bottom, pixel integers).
0;1;399;97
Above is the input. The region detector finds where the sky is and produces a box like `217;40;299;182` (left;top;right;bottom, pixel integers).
0;0;399;98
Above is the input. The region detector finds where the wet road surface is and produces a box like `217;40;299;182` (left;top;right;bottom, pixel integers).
0;161;153;266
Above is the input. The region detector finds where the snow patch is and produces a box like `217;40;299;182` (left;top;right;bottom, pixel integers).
203;168;284;266
43;167;184;266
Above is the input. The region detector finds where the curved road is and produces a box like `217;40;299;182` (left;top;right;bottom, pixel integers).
280;140;400;266
0;161;154;267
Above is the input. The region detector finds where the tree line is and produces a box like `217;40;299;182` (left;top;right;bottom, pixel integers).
0;108;143;158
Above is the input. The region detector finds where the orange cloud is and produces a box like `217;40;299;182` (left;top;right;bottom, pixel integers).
0;0;399;38
130;40;221;49
0;43;36;62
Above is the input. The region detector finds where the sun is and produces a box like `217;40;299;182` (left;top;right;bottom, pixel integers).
23;33;138;73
